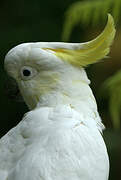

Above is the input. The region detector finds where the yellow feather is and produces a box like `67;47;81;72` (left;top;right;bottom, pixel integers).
45;14;116;67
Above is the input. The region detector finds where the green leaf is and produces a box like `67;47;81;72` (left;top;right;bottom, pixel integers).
62;0;121;41
103;70;121;129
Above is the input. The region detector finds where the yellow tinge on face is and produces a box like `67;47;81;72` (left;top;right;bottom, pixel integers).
18;72;59;109
4;14;115;110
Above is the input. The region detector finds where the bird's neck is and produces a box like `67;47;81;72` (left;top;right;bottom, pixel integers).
21;66;102;131
20;65;98;118
35;68;98;117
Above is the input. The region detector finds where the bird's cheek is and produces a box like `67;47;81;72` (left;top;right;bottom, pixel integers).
18;80;35;96
17;80;39;109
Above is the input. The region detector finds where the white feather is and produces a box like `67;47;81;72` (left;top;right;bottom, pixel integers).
2;41;111;180
0;106;109;180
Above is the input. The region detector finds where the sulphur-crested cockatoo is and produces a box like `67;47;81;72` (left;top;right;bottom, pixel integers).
1;14;115;180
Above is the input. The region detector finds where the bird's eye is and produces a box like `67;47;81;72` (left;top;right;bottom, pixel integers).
20;66;38;80
22;69;31;77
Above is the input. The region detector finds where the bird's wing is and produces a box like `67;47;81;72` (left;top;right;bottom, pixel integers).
0;106;109;180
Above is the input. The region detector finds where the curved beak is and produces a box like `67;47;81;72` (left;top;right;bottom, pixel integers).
4;76;24;102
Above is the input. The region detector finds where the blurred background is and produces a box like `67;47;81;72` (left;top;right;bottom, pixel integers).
0;0;121;179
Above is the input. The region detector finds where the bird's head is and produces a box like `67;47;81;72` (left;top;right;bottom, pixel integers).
4;14;115;110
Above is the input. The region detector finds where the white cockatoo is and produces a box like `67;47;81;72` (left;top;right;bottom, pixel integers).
0;14;115;180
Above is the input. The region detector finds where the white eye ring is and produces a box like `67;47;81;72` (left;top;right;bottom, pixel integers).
20;66;38;80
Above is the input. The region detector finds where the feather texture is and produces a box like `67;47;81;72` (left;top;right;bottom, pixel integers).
45;14;115;67
2;15;115;179
0;106;109;180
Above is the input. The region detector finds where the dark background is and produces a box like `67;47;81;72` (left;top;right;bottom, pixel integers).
0;0;121;180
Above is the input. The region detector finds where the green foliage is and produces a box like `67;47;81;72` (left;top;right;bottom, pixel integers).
62;0;121;41
103;70;121;129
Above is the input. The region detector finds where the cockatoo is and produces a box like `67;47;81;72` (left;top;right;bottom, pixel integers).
0;14;115;180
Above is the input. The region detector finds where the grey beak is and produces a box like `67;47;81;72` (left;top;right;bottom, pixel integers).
4;76;24;102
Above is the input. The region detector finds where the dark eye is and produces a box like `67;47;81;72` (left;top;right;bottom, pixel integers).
23;69;31;77
20;66;38;80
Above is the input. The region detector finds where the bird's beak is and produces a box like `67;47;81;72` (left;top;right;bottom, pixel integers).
4;76;24;102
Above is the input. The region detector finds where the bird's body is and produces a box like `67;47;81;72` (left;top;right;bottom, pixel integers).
0;106;109;180
1;15;115;180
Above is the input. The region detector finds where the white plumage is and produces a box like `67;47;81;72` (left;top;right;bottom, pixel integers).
1;15;115;180
0;106;109;180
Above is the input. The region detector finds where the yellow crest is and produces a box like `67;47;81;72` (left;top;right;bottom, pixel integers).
44;14;116;67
